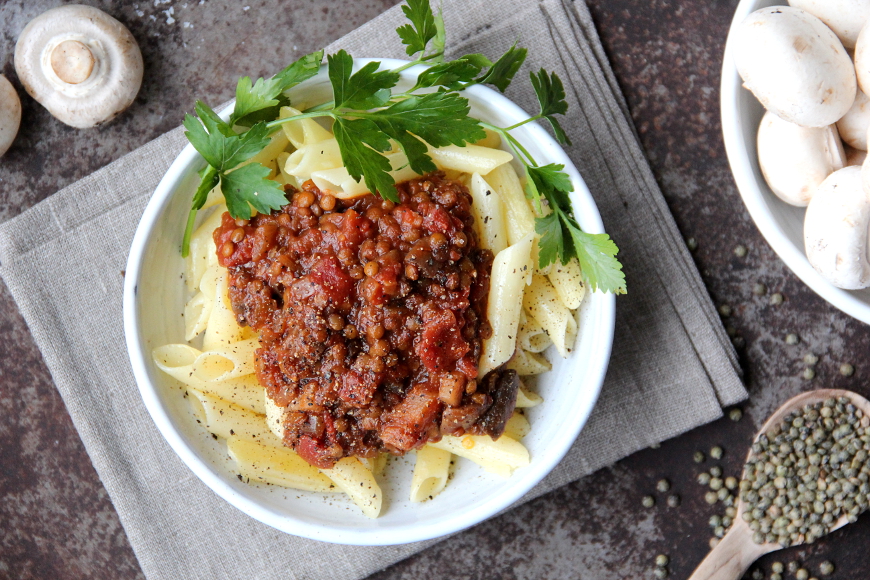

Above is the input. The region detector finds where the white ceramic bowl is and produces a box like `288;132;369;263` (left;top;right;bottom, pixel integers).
123;59;615;545
722;0;870;323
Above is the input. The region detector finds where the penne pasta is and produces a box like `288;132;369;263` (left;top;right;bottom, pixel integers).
280;106;332;149
185;205;226;292
285;138;343;178
522;274;577;357
517;311;551;354
191;339;258;382
507;348;552;376
547;258;586;310
469;173;508;254
428;434;530;478
428;143;512;175
228;436;337;493
479;233;535;377
515;383;543;408
187;388;281;448
319;457;383;518
483;163;536;246
242;128;290;178
503;411;531;440
183;291;213;341
410;446;451;502
202;271;247;350
471;128;502;149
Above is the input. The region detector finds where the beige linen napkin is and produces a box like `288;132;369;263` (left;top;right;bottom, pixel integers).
0;0;746;578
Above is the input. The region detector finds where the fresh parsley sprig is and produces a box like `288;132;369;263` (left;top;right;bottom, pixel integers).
181;0;625;294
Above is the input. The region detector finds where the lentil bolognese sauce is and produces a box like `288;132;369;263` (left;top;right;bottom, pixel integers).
214;173;521;469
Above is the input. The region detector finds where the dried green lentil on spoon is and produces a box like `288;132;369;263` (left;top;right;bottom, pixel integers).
740;397;870;546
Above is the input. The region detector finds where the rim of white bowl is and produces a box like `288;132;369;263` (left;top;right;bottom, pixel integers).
721;0;870;325
123;59;615;545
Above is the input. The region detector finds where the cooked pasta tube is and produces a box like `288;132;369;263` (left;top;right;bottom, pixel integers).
280;106;332;148
469;173;508;254
227;436;337;493
428;435;529;478
183;292;213;341
479;233;535;377
515;383;543;408
153;345;265;413
202;271;247;350
428;143;512;175
522;274;577;357
483;163;535;245
547;258;585;310
471;128;502;149
319;457;383;518
187;388;281;448
503;411;531;440
507;348;551;376
517;311;551;354
243;127;290;177
311;150;418;199
185;205;226;291
285;139;342;178
191;339;258;382
410;446;451;502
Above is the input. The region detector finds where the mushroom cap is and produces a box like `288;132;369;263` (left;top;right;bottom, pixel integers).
787;0;870;49
804;165;870;289
0;75;22;157
837;88;870;150
757;111;846;206
855;21;870;98
14;4;143;129
735;7;856;128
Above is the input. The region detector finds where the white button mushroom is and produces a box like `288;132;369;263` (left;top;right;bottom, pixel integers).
804;165;870;289
787;0;870;49
757;111;846;206
837;88;870;151
846;144;868;167
0;75;21;157
734;7;856;128
14;5;143;129
854;21;870;98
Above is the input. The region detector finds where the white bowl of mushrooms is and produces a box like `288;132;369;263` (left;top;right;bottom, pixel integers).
722;0;870;324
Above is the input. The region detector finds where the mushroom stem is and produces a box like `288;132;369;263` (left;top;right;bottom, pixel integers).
50;39;95;84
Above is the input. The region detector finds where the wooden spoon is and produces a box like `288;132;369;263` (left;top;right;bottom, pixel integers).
688;389;870;580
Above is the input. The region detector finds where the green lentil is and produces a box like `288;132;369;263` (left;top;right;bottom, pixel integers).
642;495;655;508
788;562;800;574
819;561;834;575
725;476;738;490
802;368;816;380
751;569;764;580
655;555;669;567
740;397;870;546
770;292;783;305
698;472;711;485
803;353;818;366
770;574;782;580
694;451;705;463
753;283;767;296
656;479;670;493
771;562;784;574
796;569;809;580
840;363;855;377
710;446;724;460
785;333;799;345
729;408;743;422
705;491;718;505
686;237;697;251
653;566;668;579
709;537;719;549
719;304;732;317
710;477;723;491
710;466;723;478
734;244;747;257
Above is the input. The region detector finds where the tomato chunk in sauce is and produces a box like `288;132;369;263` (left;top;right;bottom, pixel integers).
214;173;519;468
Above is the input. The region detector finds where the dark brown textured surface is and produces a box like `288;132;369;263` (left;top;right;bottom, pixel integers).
0;1;868;579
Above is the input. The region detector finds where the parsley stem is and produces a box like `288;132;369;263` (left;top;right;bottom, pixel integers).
304;101;336;113
503;114;543;132
181;207;198;258
265;110;335;130
479;122;538;167
392;52;443;73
